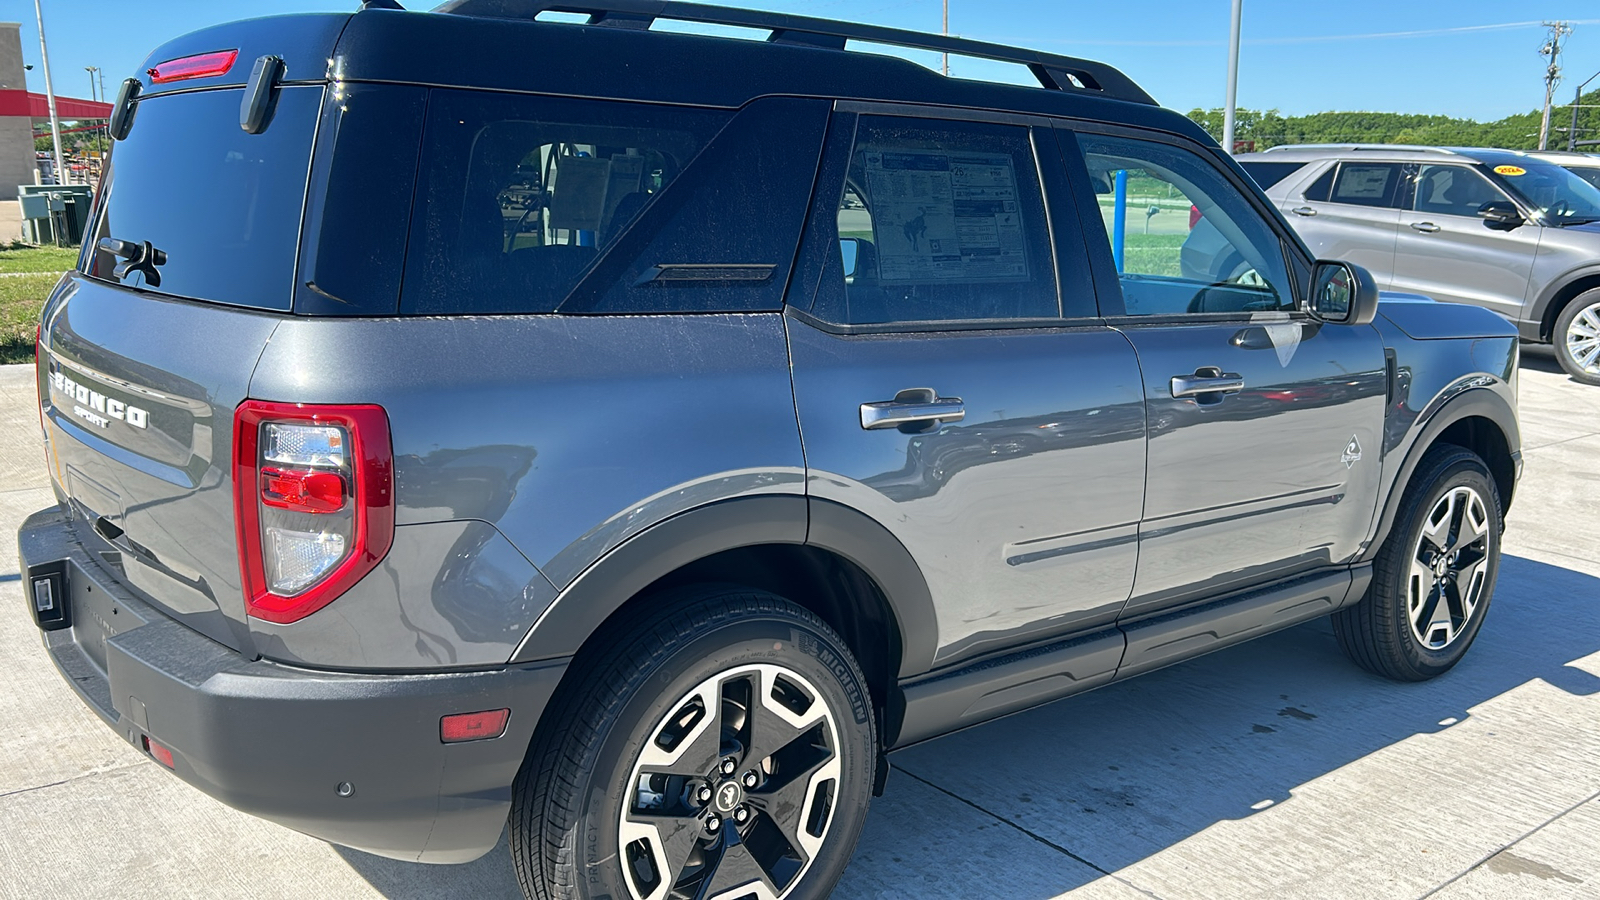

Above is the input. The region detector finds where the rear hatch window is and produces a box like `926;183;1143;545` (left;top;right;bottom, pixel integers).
87;85;322;310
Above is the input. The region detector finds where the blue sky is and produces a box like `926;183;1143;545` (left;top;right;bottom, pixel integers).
9;0;1600;121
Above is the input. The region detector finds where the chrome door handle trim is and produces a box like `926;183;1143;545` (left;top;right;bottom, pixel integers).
860;389;966;430
1410;221;1440;233
1170;369;1244;399
1291;206;1317;217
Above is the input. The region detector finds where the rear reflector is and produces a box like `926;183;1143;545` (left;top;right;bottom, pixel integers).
147;50;239;84
441;709;511;744
142;735;175;769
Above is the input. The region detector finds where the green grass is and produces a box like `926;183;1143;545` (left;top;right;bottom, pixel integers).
0;242;76;365
1119;233;1185;278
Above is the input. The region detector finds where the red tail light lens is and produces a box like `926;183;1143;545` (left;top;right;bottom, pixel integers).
233;401;393;624
147;50;239;84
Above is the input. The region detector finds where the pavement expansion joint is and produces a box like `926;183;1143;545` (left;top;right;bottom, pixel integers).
0;761;149;803
1415;785;1600;899
889;763;1169;900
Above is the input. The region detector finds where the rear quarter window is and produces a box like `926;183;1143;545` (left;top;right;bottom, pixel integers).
87;86;321;311
1238;161;1306;190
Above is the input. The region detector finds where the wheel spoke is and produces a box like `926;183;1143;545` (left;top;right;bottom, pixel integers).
638;681;724;776
697;833;782;900
746;668;829;763
1579;307;1600;332
620;813;706;900
1408;557;1436;615
748;747;837;865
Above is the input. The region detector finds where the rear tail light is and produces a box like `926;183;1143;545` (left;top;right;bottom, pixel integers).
147;50;239;84
233;401;393;624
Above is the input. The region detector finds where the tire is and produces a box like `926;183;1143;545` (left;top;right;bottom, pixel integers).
1553;288;1600;386
510;585;877;900
1332;445;1502;682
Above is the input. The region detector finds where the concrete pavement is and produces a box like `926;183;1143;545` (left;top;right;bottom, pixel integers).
1;351;1597;900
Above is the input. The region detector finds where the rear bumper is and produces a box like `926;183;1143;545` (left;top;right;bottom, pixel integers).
17;506;567;863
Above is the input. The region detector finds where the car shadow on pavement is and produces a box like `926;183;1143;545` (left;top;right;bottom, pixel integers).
335;555;1600;899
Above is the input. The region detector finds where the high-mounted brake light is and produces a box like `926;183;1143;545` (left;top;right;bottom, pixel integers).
147;50;239;84
234;401;393;624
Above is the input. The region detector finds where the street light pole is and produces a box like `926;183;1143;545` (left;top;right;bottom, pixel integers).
1221;0;1243;155
941;0;949;77
33;0;65;184
1570;69;1600;151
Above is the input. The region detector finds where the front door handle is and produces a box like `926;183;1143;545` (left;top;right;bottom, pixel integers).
1291;206;1317;217
1171;366;1244;400
1410;221;1441;233
860;388;966;431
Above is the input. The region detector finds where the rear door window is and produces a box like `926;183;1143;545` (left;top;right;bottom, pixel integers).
1328;163;1405;208
807;115;1060;325
86;86;322;311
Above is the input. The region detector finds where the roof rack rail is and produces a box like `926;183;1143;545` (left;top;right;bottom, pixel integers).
432;0;1157;106
1262;143;1457;154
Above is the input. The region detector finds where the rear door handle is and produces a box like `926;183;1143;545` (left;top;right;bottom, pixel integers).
1170;366;1244;399
1291;206;1317;217
1409;221;1441;233
860;388;966;430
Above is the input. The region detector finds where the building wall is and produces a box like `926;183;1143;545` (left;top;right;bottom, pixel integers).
0;23;38;193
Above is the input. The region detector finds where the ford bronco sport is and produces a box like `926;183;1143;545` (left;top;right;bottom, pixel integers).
19;2;1521;898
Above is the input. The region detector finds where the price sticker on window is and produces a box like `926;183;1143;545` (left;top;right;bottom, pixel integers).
1493;165;1527;176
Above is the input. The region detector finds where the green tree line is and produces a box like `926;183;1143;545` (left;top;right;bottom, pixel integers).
1188;90;1600;151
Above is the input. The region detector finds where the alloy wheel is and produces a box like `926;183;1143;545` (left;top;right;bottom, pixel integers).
1407;485;1492;650
618;664;842;900
1565;301;1600;376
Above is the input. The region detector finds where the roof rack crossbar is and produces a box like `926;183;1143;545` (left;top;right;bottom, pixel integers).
432;0;1157;105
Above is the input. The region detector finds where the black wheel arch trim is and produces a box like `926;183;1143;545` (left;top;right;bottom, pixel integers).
1362;387;1519;565
1530;267;1600;340
508;495;939;681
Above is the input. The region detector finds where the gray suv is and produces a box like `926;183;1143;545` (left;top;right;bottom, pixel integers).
18;4;1521;899
1238;144;1600;385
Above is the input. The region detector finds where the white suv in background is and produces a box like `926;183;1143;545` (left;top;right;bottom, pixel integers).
1238;144;1600;384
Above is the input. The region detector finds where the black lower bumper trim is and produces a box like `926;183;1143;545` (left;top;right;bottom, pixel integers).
19;506;569;863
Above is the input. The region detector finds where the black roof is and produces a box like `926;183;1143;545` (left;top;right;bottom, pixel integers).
135;3;1211;148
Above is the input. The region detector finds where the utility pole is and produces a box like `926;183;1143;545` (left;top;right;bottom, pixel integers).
941;0;949;77
33;0;65;184
1221;0;1243;155
1539;21;1572;151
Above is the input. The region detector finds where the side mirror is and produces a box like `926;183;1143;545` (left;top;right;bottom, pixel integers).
1477;200;1524;229
839;237;861;279
1308;260;1379;326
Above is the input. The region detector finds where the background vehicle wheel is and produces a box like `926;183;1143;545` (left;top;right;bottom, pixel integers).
1332;445;1502;682
511;586;876;900
1554;288;1600;386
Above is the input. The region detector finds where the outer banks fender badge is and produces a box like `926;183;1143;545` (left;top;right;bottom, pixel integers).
1342;435;1363;468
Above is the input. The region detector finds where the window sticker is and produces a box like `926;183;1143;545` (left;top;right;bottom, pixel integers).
1335;166;1392;199
862;148;1029;282
1493;165;1526;176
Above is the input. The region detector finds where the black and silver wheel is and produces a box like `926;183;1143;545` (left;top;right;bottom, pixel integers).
1333;445;1502;681
511;587;875;900
1554;288;1600;386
